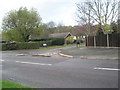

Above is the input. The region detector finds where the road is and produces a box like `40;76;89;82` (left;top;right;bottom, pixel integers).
1;47;119;88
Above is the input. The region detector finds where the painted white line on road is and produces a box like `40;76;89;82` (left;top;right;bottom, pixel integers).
15;61;52;66
94;67;120;71
0;59;4;62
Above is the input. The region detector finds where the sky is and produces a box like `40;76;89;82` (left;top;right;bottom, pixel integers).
0;0;81;29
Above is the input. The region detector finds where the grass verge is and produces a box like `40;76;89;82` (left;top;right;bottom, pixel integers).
39;44;75;50
0;80;37;89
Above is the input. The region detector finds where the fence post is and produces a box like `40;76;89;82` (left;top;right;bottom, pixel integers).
87;35;88;46
107;34;109;48
94;35;96;47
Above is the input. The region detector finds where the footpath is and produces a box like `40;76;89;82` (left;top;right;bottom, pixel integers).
59;46;119;60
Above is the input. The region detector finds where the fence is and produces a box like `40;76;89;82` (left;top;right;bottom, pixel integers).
86;33;120;47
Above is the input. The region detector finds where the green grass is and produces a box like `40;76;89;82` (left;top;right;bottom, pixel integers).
39;43;86;50
39;44;75;50
0;80;37;89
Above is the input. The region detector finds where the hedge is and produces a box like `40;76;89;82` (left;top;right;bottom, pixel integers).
1;43;17;50
30;38;64;45
51;38;64;45
29;38;64;46
29;38;52;41
1;41;52;50
1;38;64;50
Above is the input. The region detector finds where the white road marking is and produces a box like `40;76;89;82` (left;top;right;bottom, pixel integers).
0;59;4;62
16;54;28;56
15;61;52;66
94;67;120;71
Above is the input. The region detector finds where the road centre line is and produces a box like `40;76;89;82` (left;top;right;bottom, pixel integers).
94;67;120;71
15;61;52;66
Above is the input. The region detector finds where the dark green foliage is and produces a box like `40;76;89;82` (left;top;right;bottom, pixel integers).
16;42;40;50
51;38;64;45
30;38;64;46
1;41;52;50
66;40;71;44
39;40;52;46
2;7;42;42
29;38;52;41
1;38;64;50
110;22;118;33
1;43;17;50
1;42;39;50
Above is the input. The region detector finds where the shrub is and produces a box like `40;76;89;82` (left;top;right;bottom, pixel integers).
16;42;40;50
30;38;64;46
1;42;39;50
38;40;52;47
51;38;64;45
29;38;51;41
1;40;53;50
1;38;64;50
1;43;17;50
66;36;75;44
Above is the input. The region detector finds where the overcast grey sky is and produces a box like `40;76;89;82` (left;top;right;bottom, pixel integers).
0;0;81;29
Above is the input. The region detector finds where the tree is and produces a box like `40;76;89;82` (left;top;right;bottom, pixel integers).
66;36;74;44
110;22;118;33
76;0;118;47
72;25;86;36
76;0;118;33
46;21;56;28
2;7;42;42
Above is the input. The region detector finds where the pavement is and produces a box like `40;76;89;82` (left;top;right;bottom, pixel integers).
59;46;119;60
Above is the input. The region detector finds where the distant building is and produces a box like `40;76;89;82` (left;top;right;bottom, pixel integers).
49;32;73;39
49;32;73;44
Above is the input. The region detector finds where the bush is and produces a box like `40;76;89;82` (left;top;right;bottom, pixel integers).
31;38;64;46
30;38;64;46
1;43;17;50
16;42;40;50
66;36;75;44
51;38;64;45
38;40;52;47
1;40;53;50
29;38;52;41
1;38;64;50
1;42;39;50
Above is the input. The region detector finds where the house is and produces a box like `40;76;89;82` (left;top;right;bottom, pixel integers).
49;32;73;44
49;32;73;39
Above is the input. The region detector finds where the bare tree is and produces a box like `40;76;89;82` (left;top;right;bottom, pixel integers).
76;0;118;47
76;0;118;33
46;21;56;28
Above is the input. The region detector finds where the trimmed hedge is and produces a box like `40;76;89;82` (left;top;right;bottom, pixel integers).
16;42;40;50
1;43;17;50
1;41;52;50
1;38;64;50
51;38;64;45
30;38;64;46
1;42;39;50
29;38;52;41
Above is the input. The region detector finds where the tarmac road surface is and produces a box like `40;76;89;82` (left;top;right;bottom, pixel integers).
1;48;119;88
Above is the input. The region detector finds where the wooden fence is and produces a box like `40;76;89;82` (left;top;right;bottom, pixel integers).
86;33;120;47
